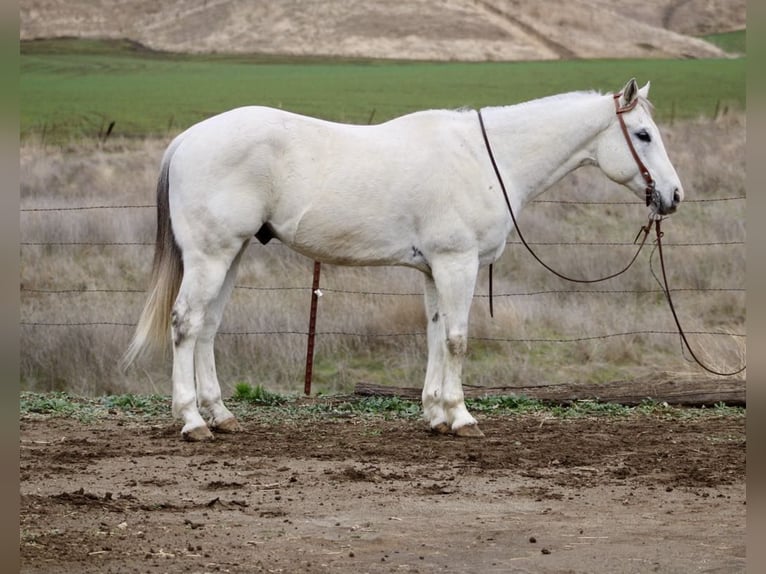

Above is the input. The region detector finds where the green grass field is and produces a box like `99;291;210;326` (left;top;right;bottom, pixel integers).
21;38;745;142
703;30;746;55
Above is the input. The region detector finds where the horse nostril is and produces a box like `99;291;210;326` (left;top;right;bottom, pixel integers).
673;189;682;206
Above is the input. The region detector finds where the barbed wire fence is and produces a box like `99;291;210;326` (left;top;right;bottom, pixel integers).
20;195;746;394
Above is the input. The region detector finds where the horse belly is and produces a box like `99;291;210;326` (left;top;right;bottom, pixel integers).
282;191;424;267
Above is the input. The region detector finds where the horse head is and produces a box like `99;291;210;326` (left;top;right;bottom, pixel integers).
596;78;684;217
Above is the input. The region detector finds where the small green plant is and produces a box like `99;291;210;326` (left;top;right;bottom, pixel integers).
553;400;631;418
466;395;545;413
301;396;422;419
709;402;746;417
349;396;422;417
232;383;288;406
100;394;170;416
19;391;745;426
20;392;78;415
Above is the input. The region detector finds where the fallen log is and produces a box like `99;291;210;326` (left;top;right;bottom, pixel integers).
354;377;745;407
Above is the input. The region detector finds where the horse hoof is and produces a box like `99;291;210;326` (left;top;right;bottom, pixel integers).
454;424;485;438
182;425;215;442
213;417;242;433
430;422;451;435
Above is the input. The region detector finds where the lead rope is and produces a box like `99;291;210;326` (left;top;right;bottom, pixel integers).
652;219;745;376
477;108;652;319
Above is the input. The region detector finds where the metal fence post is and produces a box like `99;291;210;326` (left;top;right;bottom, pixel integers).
304;261;322;395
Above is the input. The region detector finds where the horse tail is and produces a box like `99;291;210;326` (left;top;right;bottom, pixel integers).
121;139;184;369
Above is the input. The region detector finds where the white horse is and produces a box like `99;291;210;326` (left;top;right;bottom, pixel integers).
123;78;683;441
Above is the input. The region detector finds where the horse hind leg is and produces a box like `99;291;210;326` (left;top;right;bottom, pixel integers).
171;249;242;441
194;241;250;434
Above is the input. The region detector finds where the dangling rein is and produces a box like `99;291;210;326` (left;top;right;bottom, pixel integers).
477;98;744;377
651;218;745;376
476;98;653;311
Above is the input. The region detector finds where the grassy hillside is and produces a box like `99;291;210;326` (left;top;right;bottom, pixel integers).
21;39;745;143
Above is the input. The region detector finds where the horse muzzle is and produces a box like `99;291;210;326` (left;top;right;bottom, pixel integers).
650;186;682;216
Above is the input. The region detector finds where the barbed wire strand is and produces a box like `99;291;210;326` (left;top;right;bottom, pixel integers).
19;196;745;212
18;322;745;342
21;286;745;296
19;239;745;248
19;198;745;358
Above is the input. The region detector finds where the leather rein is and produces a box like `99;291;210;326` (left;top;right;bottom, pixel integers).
477;94;745;377
477;94;653;294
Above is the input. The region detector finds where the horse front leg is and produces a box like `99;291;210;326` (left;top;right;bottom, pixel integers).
422;275;449;433
430;253;484;437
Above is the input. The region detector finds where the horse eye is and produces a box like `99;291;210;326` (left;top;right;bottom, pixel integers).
635;129;651;143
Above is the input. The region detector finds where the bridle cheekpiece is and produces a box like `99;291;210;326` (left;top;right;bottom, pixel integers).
613;92;655;207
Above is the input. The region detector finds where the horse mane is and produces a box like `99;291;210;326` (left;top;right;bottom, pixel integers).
478;89;654;117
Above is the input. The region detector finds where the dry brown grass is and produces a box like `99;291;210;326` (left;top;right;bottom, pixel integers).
20;113;745;396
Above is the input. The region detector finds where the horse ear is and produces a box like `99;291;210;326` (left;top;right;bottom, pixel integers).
639;81;650;99
620;78;638;107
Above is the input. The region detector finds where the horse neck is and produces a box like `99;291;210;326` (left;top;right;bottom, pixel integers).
483;94;614;206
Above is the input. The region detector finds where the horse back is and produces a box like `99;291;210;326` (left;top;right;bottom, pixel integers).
168;106;508;267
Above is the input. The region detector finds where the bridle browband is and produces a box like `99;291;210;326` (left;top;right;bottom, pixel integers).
613;92;655;207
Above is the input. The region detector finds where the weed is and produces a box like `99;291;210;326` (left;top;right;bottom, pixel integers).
20;392;79;415
20;391;172;421
300;396;423;419
232;383;289;406
19;392;744;426
466;395;545;413
549;400;631;418
100;394;170;417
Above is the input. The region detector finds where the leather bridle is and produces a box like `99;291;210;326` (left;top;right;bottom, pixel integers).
613;92;655;207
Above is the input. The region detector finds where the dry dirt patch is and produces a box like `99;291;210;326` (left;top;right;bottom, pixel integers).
21;409;745;573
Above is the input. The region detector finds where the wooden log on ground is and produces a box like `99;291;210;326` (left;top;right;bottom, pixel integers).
354;378;745;407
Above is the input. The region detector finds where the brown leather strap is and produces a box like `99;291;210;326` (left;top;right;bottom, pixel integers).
488;263;494;318
652;219;745;376
613;93;655;206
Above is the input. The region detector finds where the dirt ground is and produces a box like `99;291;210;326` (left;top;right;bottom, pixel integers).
20;408;745;573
